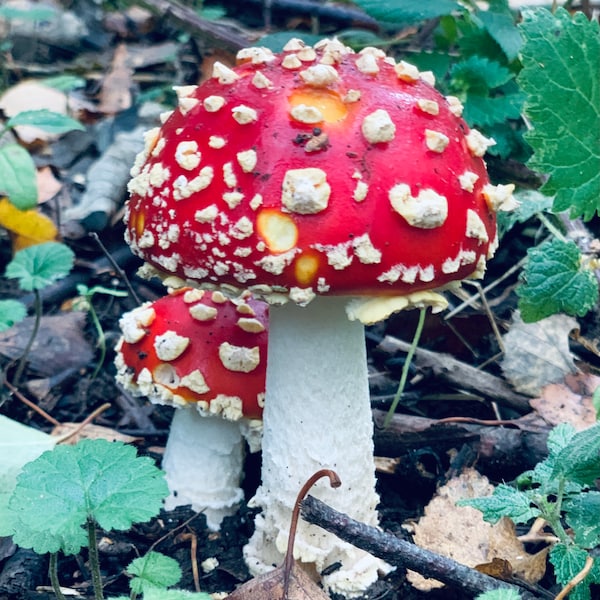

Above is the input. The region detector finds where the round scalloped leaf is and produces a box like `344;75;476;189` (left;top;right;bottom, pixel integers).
127;552;182;594
4;439;168;555
5;241;74;292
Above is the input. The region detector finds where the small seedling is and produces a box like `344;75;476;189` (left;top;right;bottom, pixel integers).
72;283;129;378
0;438;169;600
4;241;75;384
459;422;600;600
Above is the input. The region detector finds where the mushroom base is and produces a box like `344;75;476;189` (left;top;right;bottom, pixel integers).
162;408;245;530
244;296;389;596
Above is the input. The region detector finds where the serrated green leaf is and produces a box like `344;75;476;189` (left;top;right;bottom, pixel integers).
550;543;594;598
564;492;600;548
458;483;540;524
0;299;27;331
451;56;514;92
128;552;181;594
478;9;522;61
552;423;600;486
462;92;524;128
7;110;84;135
355;0;461;24
5;241;74;292
547;422;577;456
4;439;168;555
0;143;37;210
518;8;600;220
517;237;598;322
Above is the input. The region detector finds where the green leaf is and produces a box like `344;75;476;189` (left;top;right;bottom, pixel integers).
462;92;524;128
355;0;461;24
0;299;27;331
127;552;181;594
40;75;86;92
546;422;577;456
5;241;74;292
450;56;514;92
497;189;553;236
518;9;600;220
256;32;324;52
4;439;168;555
478;9;522;61
564;491;600;548
0;143;37;210
144;589;212;600
475;589;522;600
7;110;84;135
517;237;599;322
551;423;600;486
550;543;595;599
458;483;540;524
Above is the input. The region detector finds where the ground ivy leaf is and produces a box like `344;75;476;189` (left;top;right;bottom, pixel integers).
564;492;600;548
458;483;540;524
5;241;74;292
0;143;37;210
517;237;598;322
551;422;600;486
127;552;181;594
4;439;168;555
518;9;600;220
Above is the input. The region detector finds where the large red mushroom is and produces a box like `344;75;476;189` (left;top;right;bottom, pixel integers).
115;287;267;530
123;39;514;594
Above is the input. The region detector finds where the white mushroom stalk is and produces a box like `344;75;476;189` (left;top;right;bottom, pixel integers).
244;296;387;594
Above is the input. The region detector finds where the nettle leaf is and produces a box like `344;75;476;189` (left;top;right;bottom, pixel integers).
458;483;540;524
5;241;74;292
478;9;522;61
127;552;182;594
0;143;37;210
7;110;84;135
550;543;597;600
518;9;600;220
4;439;168;555
564;492;600;548
462;93;523;128
546;422;577;456
551;422;600;486
517;237;598;322
0;299;27;331
451;56;513;92
354;0;461;24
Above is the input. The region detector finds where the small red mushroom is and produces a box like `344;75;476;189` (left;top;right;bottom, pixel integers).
115;287;267;529
123;38;515;594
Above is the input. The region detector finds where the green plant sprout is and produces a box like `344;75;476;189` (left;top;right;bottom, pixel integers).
0;298;27;331
475;590;522;600
4;241;75;385
0;109;84;210
72;283;129;378
0;438;170;600
459;422;600;600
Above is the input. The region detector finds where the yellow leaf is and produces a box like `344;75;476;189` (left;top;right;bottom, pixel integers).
0;197;58;251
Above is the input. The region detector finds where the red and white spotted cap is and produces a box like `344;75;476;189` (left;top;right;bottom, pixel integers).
125;39;514;319
115;288;267;421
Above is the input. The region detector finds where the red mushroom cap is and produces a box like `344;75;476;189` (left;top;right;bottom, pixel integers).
125;40;510;306
115;288;267;420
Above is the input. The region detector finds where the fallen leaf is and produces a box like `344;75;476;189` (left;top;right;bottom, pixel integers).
0;197;57;250
227;561;329;599
36;166;62;203
0;80;69;144
0;312;94;376
501;312;578;396
530;372;600;430
407;469;547;591
97;43;133;115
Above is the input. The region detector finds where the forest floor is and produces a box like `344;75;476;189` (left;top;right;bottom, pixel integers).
0;1;599;599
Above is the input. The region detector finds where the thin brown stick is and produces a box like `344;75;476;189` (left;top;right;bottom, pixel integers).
283;469;341;599
54;403;113;444
4;379;61;426
553;555;594;600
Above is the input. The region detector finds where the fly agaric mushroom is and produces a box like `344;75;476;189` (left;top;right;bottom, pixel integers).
115;287;267;530
123;39;515;595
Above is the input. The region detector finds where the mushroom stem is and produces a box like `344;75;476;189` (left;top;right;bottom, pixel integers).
162;408;245;530
244;296;387;595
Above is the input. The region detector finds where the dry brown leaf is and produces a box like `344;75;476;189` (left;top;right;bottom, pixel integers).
37;166;62;203
501;312;578;396
0;80;69;144
227;562;329;599
0;313;93;376
530;372;600;430
97;43;133;115
407;469;547;591
51;423;141;445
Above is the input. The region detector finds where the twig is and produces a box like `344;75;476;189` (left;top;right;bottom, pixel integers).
54;403;113;444
554;555;594;600
4;379;61;426
301;495;543;600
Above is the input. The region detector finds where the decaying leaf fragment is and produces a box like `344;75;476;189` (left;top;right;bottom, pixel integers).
407;469;547;591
